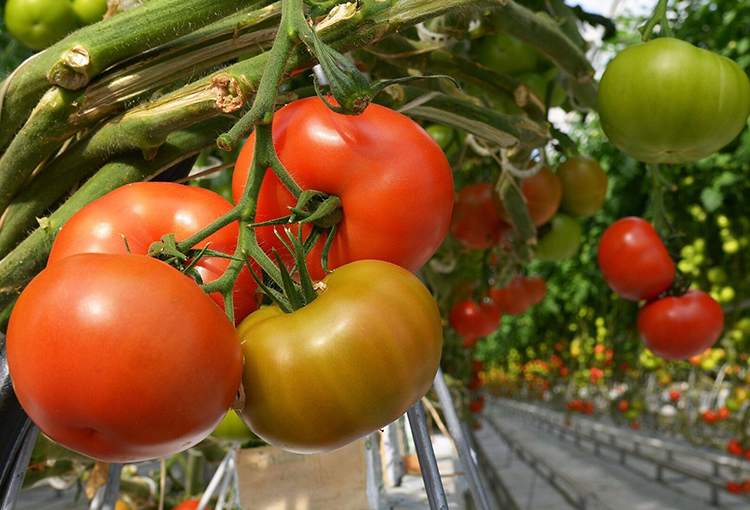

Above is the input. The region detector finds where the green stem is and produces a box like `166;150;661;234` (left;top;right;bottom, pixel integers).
640;0;671;41
647;163;675;239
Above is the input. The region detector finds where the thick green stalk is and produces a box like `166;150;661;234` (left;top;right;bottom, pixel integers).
0;0;259;149
0;118;233;320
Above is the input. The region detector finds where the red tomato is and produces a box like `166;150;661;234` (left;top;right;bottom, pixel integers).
630;422;640;430
495;165;562;227
7;254;243;462
232;97;454;280
637;290;724;360
47;182;258;324
727;481;742;494
744;450;750;461
449;300;502;339
618;400;629;412
490;276;541;315
469;396;485;413
702;410;718;424
728;439;744;456
718;407;731;420
669;390;681;402
450;183;512;249
173;501;211;510
597;217;675;301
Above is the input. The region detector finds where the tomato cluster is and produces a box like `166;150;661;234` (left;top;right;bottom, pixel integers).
598;217;724;360
7;97;450;460
566;400;594;415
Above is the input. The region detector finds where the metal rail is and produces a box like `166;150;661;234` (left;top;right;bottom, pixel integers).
497;399;750;507
467;424;522;510
482;414;613;510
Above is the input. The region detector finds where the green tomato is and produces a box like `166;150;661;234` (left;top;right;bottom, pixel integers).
425;124;456;151
737;318;750;334
726;398;741;413
211;410;257;442
598;38;750;164
516;68;567;108
700;358;717;371
4;0;79;51
724;239;740;254
71;0;107;25
707;267;728;284
535;214;582;262
475;32;547;76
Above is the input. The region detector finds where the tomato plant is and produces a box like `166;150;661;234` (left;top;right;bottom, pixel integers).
449;299;501;340
235;260;443;453
535;214;581;262
598;38;750;163
450;183;512;250
597;217;675;301
557;156;608;219
7;254;243;462
637;289;724;360
4;0;79;50
47;182;258;324
495;165;562;227
232;97;454;280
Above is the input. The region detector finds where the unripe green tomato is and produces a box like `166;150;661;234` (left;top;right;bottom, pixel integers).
598;38;750;164
720;286;736;302
516;68;567;108
707;267;728;284
211;410;256;441
726;398;741;413
623;409;640;421
475;32;546;76
556;156;608;218
425;124;456;151
724;239;740;254
72;0;108;25
535;214;582;262
4;0;79;51
737;318;750;335
700;358;717;371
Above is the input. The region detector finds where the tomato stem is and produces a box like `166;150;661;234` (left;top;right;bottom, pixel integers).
640;0;672;42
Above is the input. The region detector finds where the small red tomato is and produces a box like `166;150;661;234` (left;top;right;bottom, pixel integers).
727;481;742;494
742;480;750;493
173;500;211;510
717;407;731;420
469;397;485;413
630;422;640;430
618;400;629;412
702;410;718;424
490;276;539;315
450;183;512;249
669;390;681;402
744;450;750;461
728;439;744;456
637;290;724;360
449;300;502;339
597;217;675;301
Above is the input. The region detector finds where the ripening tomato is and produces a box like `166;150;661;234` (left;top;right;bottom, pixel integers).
449;299;502;339
4;0;79;50
597;217;674;301
235;260;443;453
490;276;541;315
450;183;512;250
7;254;243;462
637;289;724;360
535;214;581;261
557;157;608;219
232;97;453;280
47;182;258;324
598;38;750;163
495;165;562;227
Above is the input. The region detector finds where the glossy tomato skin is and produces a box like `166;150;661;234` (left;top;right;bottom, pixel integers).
495;165;562;227
236;260;443;454
557;157;608;219
7;254;243;462
597;217;675;301
449;300;501;339
535;214;581;262
48;182;258;324
637;290;724;360
5;0;79;50
232;97;454;280
598;38;750;164
450;183;512;249
71;0;107;25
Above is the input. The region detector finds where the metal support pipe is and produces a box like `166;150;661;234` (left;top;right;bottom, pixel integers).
90;463;123;510
0;423;37;510
407;402;450;510
432;368;493;510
